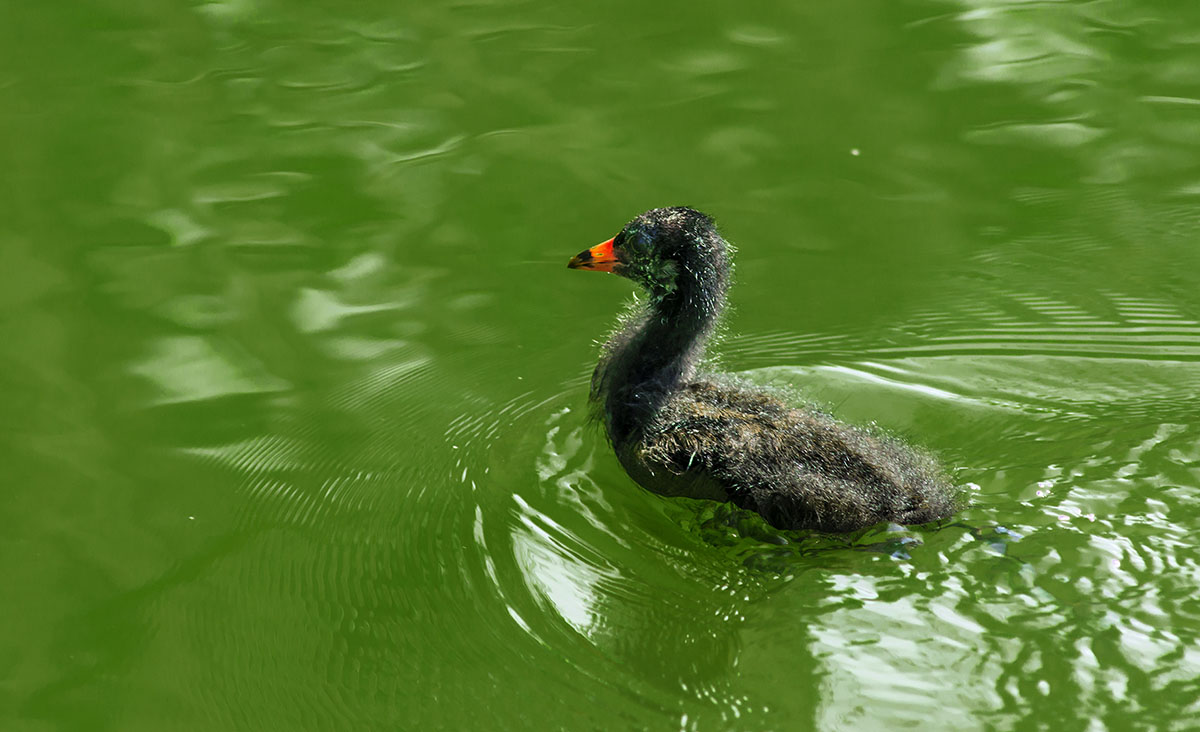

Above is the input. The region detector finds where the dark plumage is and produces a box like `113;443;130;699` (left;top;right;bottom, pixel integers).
568;207;959;533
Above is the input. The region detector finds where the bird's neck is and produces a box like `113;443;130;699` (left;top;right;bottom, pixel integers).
593;271;727;444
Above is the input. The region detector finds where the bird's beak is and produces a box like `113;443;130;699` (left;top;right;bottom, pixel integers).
567;237;619;272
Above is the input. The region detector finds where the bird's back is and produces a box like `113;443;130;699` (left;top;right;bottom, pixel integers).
616;379;958;532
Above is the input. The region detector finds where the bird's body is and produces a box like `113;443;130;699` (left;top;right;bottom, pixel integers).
569;207;958;533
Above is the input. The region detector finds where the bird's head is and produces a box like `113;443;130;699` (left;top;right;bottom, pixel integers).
568;207;727;300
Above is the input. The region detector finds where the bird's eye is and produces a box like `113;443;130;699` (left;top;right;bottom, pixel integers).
615;229;643;261
619;227;654;259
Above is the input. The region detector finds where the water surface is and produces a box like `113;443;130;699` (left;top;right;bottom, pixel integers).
3;1;1199;730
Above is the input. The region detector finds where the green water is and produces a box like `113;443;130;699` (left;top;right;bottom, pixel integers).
4;1;1200;730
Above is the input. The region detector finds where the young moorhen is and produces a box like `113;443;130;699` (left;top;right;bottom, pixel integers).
568;207;958;532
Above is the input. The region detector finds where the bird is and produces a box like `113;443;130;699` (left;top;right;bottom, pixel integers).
567;206;959;533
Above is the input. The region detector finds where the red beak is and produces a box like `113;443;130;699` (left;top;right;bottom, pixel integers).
567;237;619;272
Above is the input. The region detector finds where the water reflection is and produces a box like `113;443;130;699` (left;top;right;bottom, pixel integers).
132;335;290;404
512;493;604;636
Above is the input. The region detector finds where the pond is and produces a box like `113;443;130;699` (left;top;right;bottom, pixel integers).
3;1;1198;729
